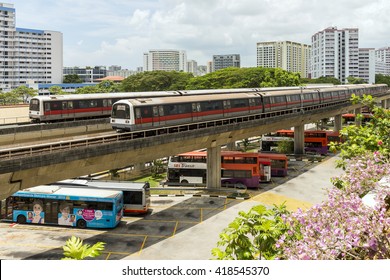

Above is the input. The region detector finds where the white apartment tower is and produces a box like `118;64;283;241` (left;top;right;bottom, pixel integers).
311;27;360;83
256;41;311;78
143;50;187;72
375;47;390;76
0;3;63;90
358;48;375;84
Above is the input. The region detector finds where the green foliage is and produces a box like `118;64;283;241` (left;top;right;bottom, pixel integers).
329;94;390;164
375;74;390;87
0;86;37;104
301;76;341;85
121;71;193;92
63;74;82;83
186;67;301;90
276;140;294;154
75;80;121;94
151;159;166;178
347;76;366;84
212;204;290;260
49;85;65;95
62;236;105;260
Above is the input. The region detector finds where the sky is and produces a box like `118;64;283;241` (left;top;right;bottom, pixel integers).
6;0;390;70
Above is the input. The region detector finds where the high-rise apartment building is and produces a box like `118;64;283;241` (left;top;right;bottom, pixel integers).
187;60;198;76
143;50;187;72
0;3;63;90
375;47;390;76
311;27;361;83
358;48;375;84
256;41;311;78
212;54;240;72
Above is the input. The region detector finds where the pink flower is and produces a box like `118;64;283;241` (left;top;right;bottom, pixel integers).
378;140;383;146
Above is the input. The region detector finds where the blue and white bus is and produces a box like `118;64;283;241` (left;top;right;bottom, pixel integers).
54;179;151;215
2;184;123;229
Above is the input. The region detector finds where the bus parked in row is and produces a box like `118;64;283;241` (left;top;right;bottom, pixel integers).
258;153;289;177
1;184;123;229
167;151;272;188
261;129;340;155
54;179;151;215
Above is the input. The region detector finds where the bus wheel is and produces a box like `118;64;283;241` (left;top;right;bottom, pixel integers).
17;215;26;224
181;180;188;184
77;219;87;229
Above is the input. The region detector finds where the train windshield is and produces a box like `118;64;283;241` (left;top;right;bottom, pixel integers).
112;103;130;119
29;99;40;111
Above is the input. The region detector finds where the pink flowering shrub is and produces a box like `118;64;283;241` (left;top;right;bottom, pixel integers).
277;153;390;259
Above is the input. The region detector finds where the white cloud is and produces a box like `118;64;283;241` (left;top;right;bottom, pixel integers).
10;0;390;69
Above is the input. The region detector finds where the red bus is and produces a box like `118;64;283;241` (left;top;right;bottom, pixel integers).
167;151;271;188
258;153;288;177
262;129;338;155
342;113;372;125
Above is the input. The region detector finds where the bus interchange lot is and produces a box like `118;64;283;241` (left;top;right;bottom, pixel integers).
0;157;325;260
0;196;242;260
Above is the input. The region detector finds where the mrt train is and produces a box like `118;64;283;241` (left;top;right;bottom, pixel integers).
28;85;339;122
110;84;388;132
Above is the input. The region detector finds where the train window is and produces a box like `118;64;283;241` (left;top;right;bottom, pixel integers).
166;105;178;115
62;102;67;110
201;101;222;111
231;99;249;108
44;103;50;111
177;103;191;114
289;95;301;102
68;101;73;109
141;106;152;118
223;100;231;109
50;101;61;110
103;99;108;107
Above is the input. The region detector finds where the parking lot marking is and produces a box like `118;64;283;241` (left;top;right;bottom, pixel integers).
250;192;312;211
171;221;179;237
138;235;148;254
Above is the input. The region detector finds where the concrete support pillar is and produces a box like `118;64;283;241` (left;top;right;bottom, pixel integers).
133;162;145;171
206;143;221;189
334;114;342;132
381;99;388;109
226;142;235;151
294;125;305;155
355;108;362;127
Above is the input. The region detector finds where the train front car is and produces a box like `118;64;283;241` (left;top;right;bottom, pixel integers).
110;99;134;131
28;97;43;122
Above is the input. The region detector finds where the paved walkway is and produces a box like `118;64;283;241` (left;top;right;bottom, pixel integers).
124;155;344;260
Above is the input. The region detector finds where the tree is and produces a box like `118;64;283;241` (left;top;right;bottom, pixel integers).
185;67;301;90
347;76;365;84
276;140;294;154
121;71;193;92
63;74;82;83
212;204;290;260
49;85;65;95
11;85;37;102
329;94;390;162
375;74;390;87
62;236;105;260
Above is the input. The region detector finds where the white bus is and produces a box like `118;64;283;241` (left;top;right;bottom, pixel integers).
55;179;151;215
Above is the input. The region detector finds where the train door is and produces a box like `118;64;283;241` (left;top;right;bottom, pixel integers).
191;102;200;122
223;100;231;117
151;106;165;127
62;101;70;119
